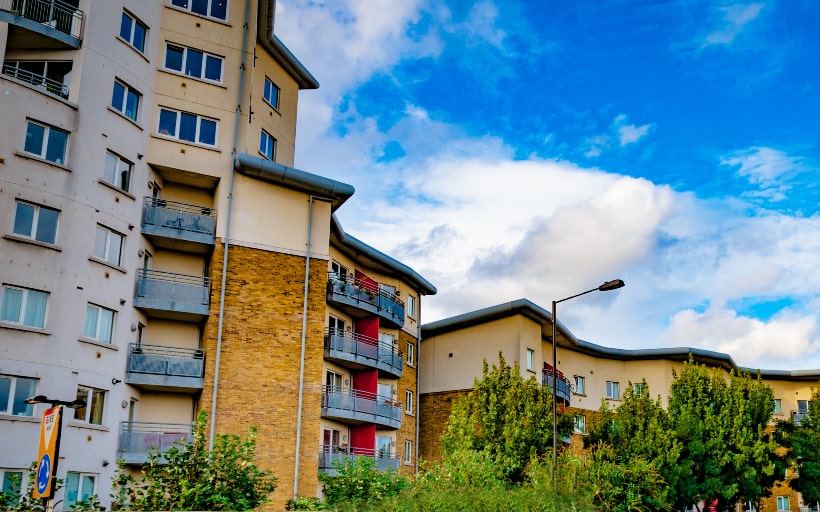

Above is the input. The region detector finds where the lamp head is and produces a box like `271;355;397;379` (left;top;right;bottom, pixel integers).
24;395;49;405
598;279;625;291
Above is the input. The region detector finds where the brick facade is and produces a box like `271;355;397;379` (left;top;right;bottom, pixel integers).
396;329;419;472
418;389;470;462
200;242;328;508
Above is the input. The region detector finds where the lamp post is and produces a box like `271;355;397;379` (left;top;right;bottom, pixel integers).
551;279;624;481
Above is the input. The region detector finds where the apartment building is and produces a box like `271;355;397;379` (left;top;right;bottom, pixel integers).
0;0;434;508
419;299;819;512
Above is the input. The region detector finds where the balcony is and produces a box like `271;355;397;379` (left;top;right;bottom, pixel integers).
324;328;403;378
319;445;400;475
141;197;216;254
321;386;402;430
326;273;404;328
543;369;572;407
125;343;205;393
792;411;808;425
118;421;194;465
0;0;83;49
134;269;211;321
2;62;70;99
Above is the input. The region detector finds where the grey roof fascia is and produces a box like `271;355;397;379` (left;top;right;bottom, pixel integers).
420;298;820;380
331;216;437;296
257;0;319;90
234;153;354;210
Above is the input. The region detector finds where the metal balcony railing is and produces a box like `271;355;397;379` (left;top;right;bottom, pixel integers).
322;386;402;427
118;421;194;464
543;369;572;405
326;273;404;324
135;269;210;307
792;411;808;425
1;63;69;98
127;343;205;378
1;0;84;39
319;444;400;473
324;328;403;375
142;197;217;238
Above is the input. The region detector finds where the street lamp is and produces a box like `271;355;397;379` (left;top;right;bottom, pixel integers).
551;279;624;481
24;395;87;409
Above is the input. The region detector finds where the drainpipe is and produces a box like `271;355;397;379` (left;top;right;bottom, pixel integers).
294;195;314;500
415;294;421;474
209;0;251;451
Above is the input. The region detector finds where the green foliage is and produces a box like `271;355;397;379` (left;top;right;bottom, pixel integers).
440;353;573;482
0;463;72;512
111;411;277;511
583;444;670;512
317;456;407;508
776;386;820;506
286;495;327;510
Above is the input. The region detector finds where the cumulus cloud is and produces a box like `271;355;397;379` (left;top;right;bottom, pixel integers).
701;2;765;48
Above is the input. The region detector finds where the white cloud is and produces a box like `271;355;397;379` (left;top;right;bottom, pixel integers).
702;3;765;48
582;115;653;157
721;146;803;201
614;114;654;146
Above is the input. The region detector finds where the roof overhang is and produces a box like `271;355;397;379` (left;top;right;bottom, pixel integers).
257;0;319;90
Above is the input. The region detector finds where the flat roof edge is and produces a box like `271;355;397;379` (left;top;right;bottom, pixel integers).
258;0;319;90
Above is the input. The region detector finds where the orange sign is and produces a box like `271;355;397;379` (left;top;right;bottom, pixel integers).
32;406;62;499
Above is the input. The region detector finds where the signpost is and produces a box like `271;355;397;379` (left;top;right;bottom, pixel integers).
32;406;63;500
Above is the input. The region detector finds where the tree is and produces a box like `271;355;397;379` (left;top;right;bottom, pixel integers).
317;456;406;508
112;411;277;511
440;353;573;483
776;386;820;507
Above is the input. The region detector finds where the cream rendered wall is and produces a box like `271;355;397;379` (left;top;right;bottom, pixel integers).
143;320;200;350
137;392;195;424
162;182;214;208
151;250;206;275
420;316;528;394
230;177;332;258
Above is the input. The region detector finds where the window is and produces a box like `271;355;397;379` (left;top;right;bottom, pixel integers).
322;428;340;448
83;304;115;344
328;315;346;335
526;349;535;371
376;436;391;459
407;295;415;318
103;151;132;192
23;120;68;164
93;226;123;266
407;342;415;366
773;399;782;414
112;80;140;121
170;0;228;21
330;261;348;281
12;201;58;244
1;286;48;329
1;469;25;497
776;496;790;511
158;108;218;146
798;400;810;414
606;381;620;399
325;371;342;392
574;375;585;395
119;11;146;52
64;472;96;509
378;383;393;401
404;440;412;465
633;382;646;394
259;130;275;160
3;60;72;98
405;390;414;414
73;387;105;425
164;44;223;82
263;77;279;109
573;414;586;434
0;375;37;416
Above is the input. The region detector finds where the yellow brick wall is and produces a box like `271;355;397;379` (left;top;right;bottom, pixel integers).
418;389;470;462
396;330;419;472
200;242;327;509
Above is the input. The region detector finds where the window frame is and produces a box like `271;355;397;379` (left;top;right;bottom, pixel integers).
1;469;26;498
605;380;620;400
526;348;535;371
73;386;105;425
93;225;124;267
263;77;280;109
325;370;343;391
157;107;218;147
404;440;412;466
64;472;97;509
573;375;585;395
83;303;115;344
773;398;782;414
119;11;147;53
406;342;415;367
776;496;789;511
169;0;228;21
1;285;49;329
259;129;275;160
405;390;414;415
23;120;69;165
573;414;586;434
12;200;59;245
103;151;133;192
0;375;37;417
111;79;141;122
331;261;348;281
163;43;224;83
406;295;416;318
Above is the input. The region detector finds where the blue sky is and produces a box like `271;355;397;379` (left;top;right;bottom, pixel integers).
275;0;820;370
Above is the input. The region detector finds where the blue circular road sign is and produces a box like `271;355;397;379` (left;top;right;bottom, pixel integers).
36;454;51;494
